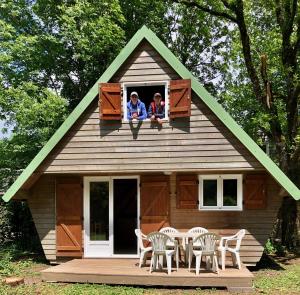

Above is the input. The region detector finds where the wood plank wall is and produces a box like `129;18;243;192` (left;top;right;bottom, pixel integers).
27;175;56;261
39;41;262;173
28;173;281;265
169;173;282;265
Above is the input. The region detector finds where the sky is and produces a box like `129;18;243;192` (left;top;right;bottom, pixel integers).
0;120;11;139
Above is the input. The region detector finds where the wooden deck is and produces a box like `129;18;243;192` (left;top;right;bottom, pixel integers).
41;259;254;292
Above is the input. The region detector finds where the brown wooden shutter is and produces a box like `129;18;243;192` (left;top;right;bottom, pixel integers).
99;83;122;120
140;175;170;236
244;174;267;209
56;178;83;257
176;174;198;209
169;79;191;118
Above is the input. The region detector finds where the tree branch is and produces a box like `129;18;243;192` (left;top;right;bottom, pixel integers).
233;0;264;103
172;0;237;22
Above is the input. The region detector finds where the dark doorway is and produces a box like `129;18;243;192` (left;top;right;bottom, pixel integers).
113;178;138;255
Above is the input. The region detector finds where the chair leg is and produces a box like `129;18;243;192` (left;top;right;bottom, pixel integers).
213;255;219;274
176;247;179;271
195;253;202;275
166;254;172;275
231;252;236;267
221;250;226;270
139;251;144;268
235;252;241;269
152;254;158;272
143;252;147;266
188;248;192;272
150;253;154;273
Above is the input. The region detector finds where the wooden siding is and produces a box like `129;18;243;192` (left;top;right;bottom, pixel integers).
110;41;179;83
28;175;56;261
39;42;262;173
28;172;281;265
169;173;282;265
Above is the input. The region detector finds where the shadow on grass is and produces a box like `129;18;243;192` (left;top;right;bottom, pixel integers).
248;253;284;271
0;243;49;265
274;251;300;266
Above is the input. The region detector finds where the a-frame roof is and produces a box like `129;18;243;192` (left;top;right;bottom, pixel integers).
2;26;300;201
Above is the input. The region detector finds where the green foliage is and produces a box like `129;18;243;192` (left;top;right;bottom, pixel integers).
120;0;171;42
0;0;125;108
265;239;287;257
217;0;300;167
0;82;68;191
0;199;41;252
168;2;231;92
265;239;276;255
0;200;12;244
0;248;35;277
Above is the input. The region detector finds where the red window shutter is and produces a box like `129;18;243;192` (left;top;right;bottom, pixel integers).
176;174;198;209
56;178;83;257
169;79;191;118
244;174;267;209
99;83;122;120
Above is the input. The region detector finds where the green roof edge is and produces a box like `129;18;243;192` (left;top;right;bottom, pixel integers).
2;25;300;201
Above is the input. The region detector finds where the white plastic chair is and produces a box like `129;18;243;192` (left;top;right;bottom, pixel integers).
218;229;246;270
159;227;179;247
189;233;220;275
135;229;152;268
184;227;208;264
159;227;180;263
147;232;179;275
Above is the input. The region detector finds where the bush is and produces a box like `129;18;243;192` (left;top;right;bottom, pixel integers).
0;199;41;253
265;238;287;256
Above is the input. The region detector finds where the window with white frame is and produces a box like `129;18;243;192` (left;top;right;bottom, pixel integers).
123;81;169;121
199;175;243;210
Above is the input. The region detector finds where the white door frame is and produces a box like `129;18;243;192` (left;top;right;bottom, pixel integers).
84;176;140;258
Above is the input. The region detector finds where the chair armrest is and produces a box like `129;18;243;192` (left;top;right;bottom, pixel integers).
224;237;239;248
220;234;239;247
222;234;238;240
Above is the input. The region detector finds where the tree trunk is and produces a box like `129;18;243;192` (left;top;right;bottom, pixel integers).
273;161;300;251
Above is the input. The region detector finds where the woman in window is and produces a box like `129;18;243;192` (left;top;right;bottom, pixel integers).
148;92;165;125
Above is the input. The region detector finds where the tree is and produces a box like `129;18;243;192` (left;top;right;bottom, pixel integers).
174;0;300;248
0;0;126;109
0;0;126;249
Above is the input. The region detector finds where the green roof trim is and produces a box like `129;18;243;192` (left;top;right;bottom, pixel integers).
2;25;300;202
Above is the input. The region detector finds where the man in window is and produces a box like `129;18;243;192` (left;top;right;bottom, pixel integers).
148;92;165;125
127;91;147;120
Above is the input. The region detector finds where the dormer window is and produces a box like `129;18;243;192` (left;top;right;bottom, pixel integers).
99;79;191;121
123;81;169;122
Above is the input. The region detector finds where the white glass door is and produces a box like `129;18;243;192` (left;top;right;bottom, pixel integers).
84;177;113;257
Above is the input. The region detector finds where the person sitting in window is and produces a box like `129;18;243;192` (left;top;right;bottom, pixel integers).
148;92;165;125
127;91;147;121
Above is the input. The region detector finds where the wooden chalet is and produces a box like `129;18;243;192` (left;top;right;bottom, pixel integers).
2;26;300;291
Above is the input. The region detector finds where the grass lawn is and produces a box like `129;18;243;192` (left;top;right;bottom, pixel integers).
0;248;299;295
